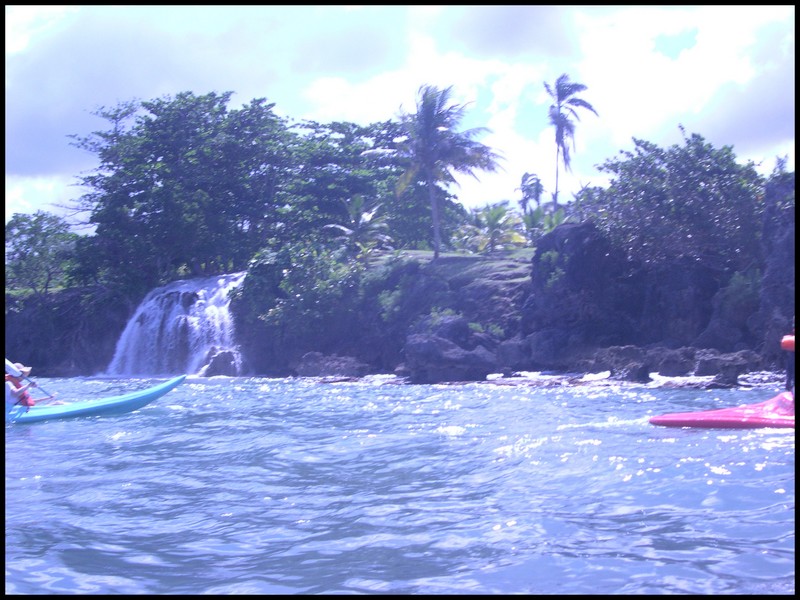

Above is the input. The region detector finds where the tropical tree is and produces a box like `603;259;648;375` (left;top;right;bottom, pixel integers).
544;73;598;209
216;97;298;262
475;201;527;253
517;171;545;214
521;205;566;246
69;92;301;294
5;211;78;297
288;120;393;237
585;128;766;272
396;84;502;259
323;194;393;259
452;201;526;253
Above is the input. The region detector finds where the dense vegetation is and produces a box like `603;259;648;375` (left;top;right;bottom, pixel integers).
572;127;786;273
5;85;795;364
5;211;79;298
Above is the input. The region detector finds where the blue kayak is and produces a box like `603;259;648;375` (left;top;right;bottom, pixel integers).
6;375;186;424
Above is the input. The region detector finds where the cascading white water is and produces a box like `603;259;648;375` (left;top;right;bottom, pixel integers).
106;272;246;376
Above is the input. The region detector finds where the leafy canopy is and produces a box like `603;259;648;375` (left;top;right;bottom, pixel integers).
574;128;766;272
5;211;78;297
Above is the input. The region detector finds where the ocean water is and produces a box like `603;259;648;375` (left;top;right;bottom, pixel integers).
5;374;795;595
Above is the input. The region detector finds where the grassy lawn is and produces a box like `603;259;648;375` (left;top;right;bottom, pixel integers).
367;248;535;285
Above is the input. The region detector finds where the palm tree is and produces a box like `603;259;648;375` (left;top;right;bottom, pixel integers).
518;172;545;215
475;201;526;253
396;84;502;259
521;204;566;247
544;73;598;209
323;194;393;260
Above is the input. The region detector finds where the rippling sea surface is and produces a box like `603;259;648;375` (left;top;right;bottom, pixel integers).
5;374;795;595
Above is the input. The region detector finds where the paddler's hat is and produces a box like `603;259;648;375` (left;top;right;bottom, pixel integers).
14;362;32;377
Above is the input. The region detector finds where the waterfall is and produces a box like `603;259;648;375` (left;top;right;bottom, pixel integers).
106;272;246;376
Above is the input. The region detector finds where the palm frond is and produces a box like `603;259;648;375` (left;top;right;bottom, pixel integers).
395;84;503;258
566;97;598;116
543;73;598;206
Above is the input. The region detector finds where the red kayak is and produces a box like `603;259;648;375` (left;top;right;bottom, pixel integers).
650;391;795;429
781;334;794;351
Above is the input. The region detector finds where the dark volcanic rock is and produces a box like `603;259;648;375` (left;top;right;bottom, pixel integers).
652;347;697;377
294;352;372;377
520;221;638;369
201;349;239;377
694;348;762;377
403;334;497;383
614;361;653;383
495;335;530;372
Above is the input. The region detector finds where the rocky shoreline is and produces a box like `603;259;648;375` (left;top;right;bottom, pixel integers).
292;347;788;391
282;367;787;393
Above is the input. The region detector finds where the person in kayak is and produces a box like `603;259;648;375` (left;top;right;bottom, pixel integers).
4;363;57;407
5;374;38;408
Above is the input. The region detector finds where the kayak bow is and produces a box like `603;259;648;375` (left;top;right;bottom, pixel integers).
649;391;795;429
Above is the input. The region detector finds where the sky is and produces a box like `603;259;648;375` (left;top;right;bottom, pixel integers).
5;5;796;226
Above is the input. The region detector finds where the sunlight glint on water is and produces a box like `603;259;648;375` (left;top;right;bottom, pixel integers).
5;376;794;595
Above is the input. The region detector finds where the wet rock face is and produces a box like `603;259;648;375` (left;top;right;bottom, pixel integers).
293;352;372;378
367;217;789;384
521;221;635;364
402;333;497;384
400;314;501;383
523;221;725;353
145;212;793;383
201;349;239;377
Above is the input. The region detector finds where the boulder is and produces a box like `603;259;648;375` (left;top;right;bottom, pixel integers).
201;349;239;377
294;352;372;377
653;347;696;377
495;335;530;372
403;334;497;383
705;362;744;388
694;349;762;378
613;361;652;383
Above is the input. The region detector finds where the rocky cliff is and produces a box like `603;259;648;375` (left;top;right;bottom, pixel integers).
242;216;793;384
6;219;794;384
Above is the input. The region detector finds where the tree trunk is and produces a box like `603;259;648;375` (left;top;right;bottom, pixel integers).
553;144;560;210
428;176;441;260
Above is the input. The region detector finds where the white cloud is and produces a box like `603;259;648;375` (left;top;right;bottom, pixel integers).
5;5;79;54
4;5;794;223
5;174;88;224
